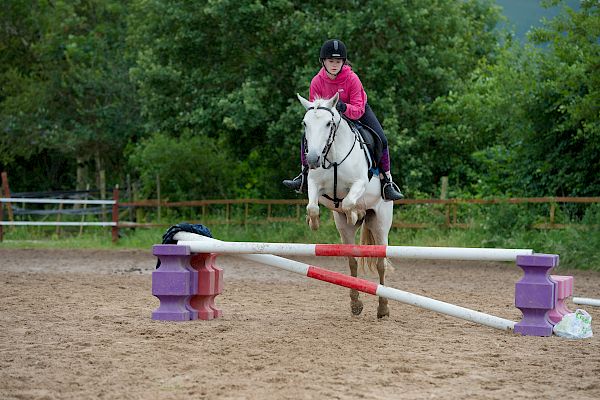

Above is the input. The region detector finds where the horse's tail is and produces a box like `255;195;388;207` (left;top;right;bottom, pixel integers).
358;223;394;274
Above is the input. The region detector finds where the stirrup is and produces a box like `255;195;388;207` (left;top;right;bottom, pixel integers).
382;181;404;201
282;170;307;193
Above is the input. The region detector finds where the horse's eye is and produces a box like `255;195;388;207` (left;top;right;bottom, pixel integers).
326;121;331;127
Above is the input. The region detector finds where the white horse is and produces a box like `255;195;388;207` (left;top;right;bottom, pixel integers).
297;93;394;318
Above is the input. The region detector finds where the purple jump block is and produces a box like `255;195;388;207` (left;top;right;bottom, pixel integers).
151;244;198;321
514;254;559;336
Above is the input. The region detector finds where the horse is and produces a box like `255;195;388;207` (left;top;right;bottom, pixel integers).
297;93;394;319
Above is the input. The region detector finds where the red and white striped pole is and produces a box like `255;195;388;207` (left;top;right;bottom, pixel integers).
178;239;533;262
174;233;516;332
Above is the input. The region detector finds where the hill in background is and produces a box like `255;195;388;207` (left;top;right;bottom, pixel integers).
495;0;580;40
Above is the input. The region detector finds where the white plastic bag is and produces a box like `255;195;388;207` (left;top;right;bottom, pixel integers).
553;309;593;339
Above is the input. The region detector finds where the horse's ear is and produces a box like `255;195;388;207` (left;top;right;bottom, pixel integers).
297;93;312;110
326;92;339;109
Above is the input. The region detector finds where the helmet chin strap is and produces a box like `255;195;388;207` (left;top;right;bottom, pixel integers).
321;60;345;78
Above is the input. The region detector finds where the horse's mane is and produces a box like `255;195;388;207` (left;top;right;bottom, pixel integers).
310;98;338;116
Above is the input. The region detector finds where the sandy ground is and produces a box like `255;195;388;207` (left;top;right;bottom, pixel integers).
1;248;599;400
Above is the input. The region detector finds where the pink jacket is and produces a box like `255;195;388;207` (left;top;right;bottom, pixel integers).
309;65;367;120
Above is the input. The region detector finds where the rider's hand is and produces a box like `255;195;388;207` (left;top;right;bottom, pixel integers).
336;99;347;113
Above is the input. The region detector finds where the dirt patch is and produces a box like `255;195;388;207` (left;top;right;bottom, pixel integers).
1;248;599;399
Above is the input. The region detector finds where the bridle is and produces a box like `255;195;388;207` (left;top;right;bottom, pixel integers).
305;105;356;170
305;105;359;208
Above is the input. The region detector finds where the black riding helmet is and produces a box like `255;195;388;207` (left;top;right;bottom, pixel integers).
319;39;347;62
320;39;347;77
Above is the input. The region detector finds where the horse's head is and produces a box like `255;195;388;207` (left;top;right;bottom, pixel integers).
297;93;341;169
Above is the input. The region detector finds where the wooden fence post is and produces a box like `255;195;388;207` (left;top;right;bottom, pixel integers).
99;168;106;221
126;174;133;223
112;186;119;243
1;172;14;223
440;176;448;200
440;176;450;228
79;184;90;236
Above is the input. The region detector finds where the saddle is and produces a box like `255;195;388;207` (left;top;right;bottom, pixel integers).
344;116;383;180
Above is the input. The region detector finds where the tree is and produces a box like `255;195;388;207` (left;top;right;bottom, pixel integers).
522;0;600;196
0;0;140;192
127;0;502;198
417;0;600;197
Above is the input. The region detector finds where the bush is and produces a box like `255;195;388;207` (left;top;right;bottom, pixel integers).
128;132;238;200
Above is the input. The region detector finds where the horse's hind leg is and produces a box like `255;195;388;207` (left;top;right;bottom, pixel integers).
365;207;392;319
333;211;362;315
376;258;389;319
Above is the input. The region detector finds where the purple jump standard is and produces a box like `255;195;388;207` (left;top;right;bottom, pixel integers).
514;254;560;336
151;244;222;321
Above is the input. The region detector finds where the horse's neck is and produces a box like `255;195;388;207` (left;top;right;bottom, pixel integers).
329;121;356;162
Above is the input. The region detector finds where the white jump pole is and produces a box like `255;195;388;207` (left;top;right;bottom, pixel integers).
178;240;533;262
174;233;516;332
573;297;600;307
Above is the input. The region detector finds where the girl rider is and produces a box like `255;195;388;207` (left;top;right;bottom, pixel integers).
283;39;404;201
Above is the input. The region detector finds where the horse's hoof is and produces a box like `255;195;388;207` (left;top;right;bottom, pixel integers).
351;300;363;315
377;307;390;319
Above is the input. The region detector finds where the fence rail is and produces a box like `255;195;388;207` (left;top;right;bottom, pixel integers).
1;188;599;242
0;221;116;227
0;188;120;242
118;196;600;229
0;198;115;205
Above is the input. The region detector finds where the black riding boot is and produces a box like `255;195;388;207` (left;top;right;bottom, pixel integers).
282;166;309;193
380;174;404;201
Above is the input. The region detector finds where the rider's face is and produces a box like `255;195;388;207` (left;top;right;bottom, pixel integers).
324;58;344;77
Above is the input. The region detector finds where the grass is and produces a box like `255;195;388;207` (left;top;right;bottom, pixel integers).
1;209;599;271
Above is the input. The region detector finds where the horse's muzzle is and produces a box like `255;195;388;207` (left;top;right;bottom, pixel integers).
306;152;320;169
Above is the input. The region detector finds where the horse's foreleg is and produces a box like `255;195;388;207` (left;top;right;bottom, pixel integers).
341;181;366;226
348;255;363;315
306;179;320;231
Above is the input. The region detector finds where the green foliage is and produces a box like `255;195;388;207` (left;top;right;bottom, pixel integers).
128;132;237;200
0;0;140;190
126;0;503;198
522;0;600;196
1;0;597;204
418;0;600;198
